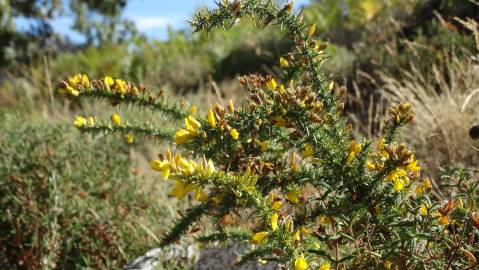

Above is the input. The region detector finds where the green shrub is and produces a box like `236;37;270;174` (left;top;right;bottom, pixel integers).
0;114;172;269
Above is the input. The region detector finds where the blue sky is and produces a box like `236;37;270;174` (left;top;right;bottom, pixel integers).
15;0;311;42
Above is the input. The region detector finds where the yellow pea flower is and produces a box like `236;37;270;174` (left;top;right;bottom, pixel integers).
308;23;316;37
294;255;308;270
258;140;269;152
271;213;279;231
386;168;408;192
174;128;195;144
228;99;235;113
207;108;216;128
279;84;286;93
188;105;197;114
80;74;90;88
250;231;269;244
302;143;314;158
229;128;239;140
273;116;286;127
383;260;392;270
423;178;432;190
125;133;134;144
419;204;428;216
406;160;421;173
111;113;122;126
266;78;277;90
347;140;362;163
438;215;449;226
292;230;300;241
169;180;195;199
114;79;126;95
415;185;424;195
150;160;171;180
328;81;334;91
74;116;86;128
103;76;114;88
279;57;289;68
185;115;201;132
366;161;378;171
272;200;283;210
286;190;300;204
194;186;208;202
319;262;330;270
87;117;95;126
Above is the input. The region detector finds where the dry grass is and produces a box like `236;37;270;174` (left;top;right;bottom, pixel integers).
351;17;479;178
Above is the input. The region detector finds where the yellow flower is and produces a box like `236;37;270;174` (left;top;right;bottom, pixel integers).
103;76;114;88
279;57;289;68
80;74;90;88
266;78;277;90
229;128;239;140
279;84;286;93
423;178;432;190
415;185;424;195
308;23;316;37
347;140;362;163
178;158;196;175
272;200;283;210
383;260;392;270
292;230;300;241
294;255;308;270
228;99;235;113
386;168;408;191
114;79;127;95
207;108;216;128
174;128;195;144
74;116;87;128
271;213;279;231
419;205;428;216
185;115;201;132
111;113;122;126
302;143;314;158
286;190;300;204
126;133;134;144
251;231;269;244
406;160;421;173
274;116;286;127
328;81;334;91
188;105;197;114
258;140;269;152
319;263;330;270
87;117;95;126
366;161;378;171
194;186;208;202
150;160;172;180
170;180;195;199
438;215;449;226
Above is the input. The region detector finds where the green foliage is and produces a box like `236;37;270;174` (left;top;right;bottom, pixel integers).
0;114;172;269
60;1;479;269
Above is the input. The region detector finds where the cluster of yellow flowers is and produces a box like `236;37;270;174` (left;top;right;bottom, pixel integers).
150;148;215;200
58;73;140;98
388;102;414;125
58;73;90;96
367;139;421;191
174;101;239;145
73;115;95;128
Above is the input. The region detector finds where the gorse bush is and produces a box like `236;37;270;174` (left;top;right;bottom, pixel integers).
58;1;479;269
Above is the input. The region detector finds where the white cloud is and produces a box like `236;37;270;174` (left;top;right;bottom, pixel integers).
132;15;184;31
